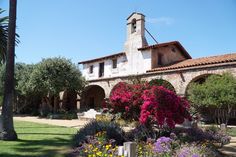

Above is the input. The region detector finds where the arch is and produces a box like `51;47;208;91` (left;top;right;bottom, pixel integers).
131;18;137;33
185;73;219;96
109;81;129;97
61;90;78;111
149;78;176;92
80;85;105;110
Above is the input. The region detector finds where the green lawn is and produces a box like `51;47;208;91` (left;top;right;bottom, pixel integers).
0;120;77;157
227;127;236;137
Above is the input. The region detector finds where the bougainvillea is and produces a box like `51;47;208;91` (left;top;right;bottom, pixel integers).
108;82;191;128
140;86;191;128
109;82;151;120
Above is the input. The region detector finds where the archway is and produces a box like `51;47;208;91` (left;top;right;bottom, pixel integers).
61;90;78;111
81;85;105;110
185;74;215;97
149;79;176;92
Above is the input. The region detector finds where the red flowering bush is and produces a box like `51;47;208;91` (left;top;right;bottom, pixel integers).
109;82;150;120
108;82;191;128
140;86;191;128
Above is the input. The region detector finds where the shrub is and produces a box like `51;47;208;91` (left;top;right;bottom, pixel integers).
173;127;231;146
47;111;78;120
174;143;220;157
73;120;126;147
140;86;191;128
108;82;191;129
108;82;149;121
74;131;118;157
126;124;157;142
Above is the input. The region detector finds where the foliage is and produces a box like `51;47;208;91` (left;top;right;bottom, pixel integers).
174;142;219;157
74;120;126;147
140;86;191;128
1;58;86;114
14;63;41;114
29;57;86;96
0;120;77;157
126;124;157;142
108;82;150;121
153;137;173;155
227;127;236;137
74;131;119;157
173;127;230;146
149;79;175;92
108;82;191;128
47;111;78;120
0;8;8;64
0;8;19;64
188;73;236;124
136;135;221;157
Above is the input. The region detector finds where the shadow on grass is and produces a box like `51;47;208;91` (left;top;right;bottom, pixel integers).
18;132;74;136
0;124;76;157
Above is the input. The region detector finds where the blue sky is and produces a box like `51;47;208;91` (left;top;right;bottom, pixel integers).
1;0;236;64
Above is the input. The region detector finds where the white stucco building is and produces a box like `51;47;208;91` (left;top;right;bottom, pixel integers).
78;12;236;109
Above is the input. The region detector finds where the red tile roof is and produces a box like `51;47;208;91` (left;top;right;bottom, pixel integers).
138;41;192;59
78;52;126;64
147;53;236;72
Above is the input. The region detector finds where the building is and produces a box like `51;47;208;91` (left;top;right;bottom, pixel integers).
79;12;236;110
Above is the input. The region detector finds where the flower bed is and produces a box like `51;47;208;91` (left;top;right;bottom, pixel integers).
71;82;230;157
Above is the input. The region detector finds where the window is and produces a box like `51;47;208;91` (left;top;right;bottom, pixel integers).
99;62;104;77
112;59;117;69
131;19;136;33
89;65;93;74
158;53;162;66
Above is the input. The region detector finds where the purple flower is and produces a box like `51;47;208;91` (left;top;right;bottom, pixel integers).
192;154;200;157
154;136;172;153
178;148;190;157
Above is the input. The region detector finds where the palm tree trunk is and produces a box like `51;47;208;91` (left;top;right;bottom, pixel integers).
0;0;17;140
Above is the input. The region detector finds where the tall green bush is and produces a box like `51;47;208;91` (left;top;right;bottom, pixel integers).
188;73;236;125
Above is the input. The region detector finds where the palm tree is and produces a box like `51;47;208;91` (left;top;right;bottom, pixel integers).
0;8;8;64
0;0;18;140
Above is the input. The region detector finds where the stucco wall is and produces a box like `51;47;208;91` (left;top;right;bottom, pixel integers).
86;64;236;98
151;45;186;68
82;55;128;80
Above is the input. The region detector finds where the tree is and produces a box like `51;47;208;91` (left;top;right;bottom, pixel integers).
28;57;86;113
188;73;236;125
0;8;19;64
0;65;5;107
0;8;8;64
14;63;39;114
0;0;18;140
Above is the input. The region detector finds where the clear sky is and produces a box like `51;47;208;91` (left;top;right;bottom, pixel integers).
1;0;236;65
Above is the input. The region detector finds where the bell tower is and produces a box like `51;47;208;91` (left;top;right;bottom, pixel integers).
125;12;147;46
124;12;148;74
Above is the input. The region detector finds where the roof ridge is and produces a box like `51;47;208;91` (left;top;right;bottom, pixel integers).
190;52;236;60
78;52;125;64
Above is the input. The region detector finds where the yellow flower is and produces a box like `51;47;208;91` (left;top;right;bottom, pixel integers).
96;151;102;156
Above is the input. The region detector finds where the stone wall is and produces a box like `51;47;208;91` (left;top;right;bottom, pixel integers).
86;63;236;98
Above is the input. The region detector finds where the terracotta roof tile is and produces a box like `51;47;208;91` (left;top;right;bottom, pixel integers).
147;53;236;72
78;52;126;64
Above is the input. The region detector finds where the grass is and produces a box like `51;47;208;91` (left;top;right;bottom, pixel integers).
227;127;236;137
0;120;77;157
